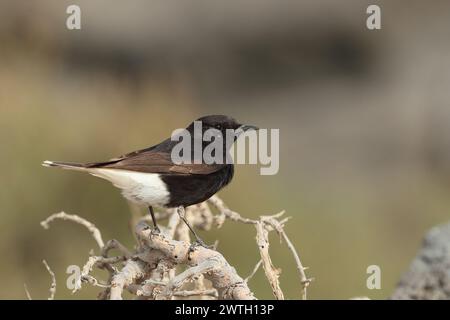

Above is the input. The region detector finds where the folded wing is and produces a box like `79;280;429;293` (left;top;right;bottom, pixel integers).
89;151;225;175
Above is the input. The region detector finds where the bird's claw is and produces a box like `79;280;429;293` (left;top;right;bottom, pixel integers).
189;238;213;251
151;226;161;235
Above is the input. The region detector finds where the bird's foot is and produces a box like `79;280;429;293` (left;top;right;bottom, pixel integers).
189;238;213;251
151;226;161;235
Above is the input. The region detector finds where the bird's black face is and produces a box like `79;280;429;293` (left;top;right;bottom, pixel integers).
192;115;258;136
195;115;241;132
184;115;259;162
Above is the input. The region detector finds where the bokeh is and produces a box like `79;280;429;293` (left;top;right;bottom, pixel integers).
1;0;450;299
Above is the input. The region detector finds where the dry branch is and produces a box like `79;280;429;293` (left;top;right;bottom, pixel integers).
110;259;150;300
42;260;56;300
24;260;56;300
37;195;450;300
207;196;311;299
24;284;32;300
245;260;262;283
173;289;218;298
261;213;312;299
39;196;310;300
136;221;255;300
255;221;283;299
41;212;105;249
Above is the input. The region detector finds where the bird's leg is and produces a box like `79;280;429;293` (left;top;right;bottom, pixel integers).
177;206;209;249
148;206;160;233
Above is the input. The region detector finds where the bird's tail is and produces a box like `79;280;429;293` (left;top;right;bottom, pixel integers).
42;160;89;172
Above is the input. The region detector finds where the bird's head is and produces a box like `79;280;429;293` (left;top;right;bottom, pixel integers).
192;115;259;136
180;115;259;163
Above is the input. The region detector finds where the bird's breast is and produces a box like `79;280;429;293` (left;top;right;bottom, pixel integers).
162;164;234;207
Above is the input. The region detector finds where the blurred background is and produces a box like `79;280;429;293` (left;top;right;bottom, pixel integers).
1;0;450;299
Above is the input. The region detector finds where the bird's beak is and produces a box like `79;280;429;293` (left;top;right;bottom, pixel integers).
239;124;259;132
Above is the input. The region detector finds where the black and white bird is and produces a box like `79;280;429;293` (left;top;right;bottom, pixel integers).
42;115;258;246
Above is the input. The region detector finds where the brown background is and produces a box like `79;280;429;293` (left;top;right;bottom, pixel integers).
1;0;450;299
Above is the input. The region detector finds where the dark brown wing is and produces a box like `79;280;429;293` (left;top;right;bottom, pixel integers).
90;151;225;175
108;138;173;160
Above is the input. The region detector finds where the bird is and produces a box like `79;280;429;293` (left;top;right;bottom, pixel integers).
42;115;258;246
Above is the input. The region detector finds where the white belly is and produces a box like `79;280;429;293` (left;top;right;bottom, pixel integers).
89;168;170;207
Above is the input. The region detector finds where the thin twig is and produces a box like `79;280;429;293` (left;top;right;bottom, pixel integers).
173;289;218;298
208;195;257;226
280;230;311;299
42;260;56;300
262;214;311;299
244;260;263;283
75;256;126;292
24;284;32;300
101;239;132;258
41;212;104;249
